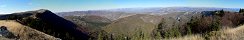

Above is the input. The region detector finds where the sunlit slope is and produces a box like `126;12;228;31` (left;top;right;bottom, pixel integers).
208;25;244;40
0;9;90;40
0;20;58;40
103;14;163;39
165;25;244;40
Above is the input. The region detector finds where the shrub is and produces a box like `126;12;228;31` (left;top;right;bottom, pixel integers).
163;27;182;38
220;12;244;27
156;18;184;38
213;9;224;17
186;15;220;34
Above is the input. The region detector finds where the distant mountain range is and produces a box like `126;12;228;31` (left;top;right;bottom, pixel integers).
57;7;240;21
105;7;240;12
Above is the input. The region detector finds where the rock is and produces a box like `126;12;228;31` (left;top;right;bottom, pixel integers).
0;26;17;39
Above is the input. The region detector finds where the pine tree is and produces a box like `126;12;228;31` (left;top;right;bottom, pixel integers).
239;9;244;15
214;9;224;16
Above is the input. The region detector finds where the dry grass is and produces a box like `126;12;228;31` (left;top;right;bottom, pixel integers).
208;25;244;40
103;14;160;38
165;25;244;40
165;35;204;40
0;20;58;40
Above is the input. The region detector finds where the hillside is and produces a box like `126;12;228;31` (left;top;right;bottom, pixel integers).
81;8;244;40
0;9;90;40
64;15;111;32
102;14;163;39
164;24;244;40
0;20;59;40
151;9;244;40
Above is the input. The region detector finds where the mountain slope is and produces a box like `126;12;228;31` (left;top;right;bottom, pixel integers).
0;20;59;40
102;14;163;39
0;9;90;40
64;15;111;32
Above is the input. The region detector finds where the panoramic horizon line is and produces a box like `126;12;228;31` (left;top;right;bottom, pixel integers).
55;6;242;12
1;6;242;14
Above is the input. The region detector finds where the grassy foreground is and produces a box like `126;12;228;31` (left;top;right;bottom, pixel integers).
165;25;244;40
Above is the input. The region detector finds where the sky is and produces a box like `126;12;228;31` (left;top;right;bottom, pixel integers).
0;0;244;14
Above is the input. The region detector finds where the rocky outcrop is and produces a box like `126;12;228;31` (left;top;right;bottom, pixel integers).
0;20;59;40
0;26;16;39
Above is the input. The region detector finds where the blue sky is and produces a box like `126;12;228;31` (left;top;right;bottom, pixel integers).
0;0;244;14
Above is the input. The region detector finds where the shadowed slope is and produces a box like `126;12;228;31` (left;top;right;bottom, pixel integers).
0;20;58;40
0;9;89;40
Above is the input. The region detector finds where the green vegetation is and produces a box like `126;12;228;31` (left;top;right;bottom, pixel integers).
213;9;224;17
102;14;159;40
186;16;221;34
163;27;182;38
156;18;182;38
101;9;244;40
96;27;152;40
97;31;106;40
64;16;111;33
154;10;243;39
184;10;244;40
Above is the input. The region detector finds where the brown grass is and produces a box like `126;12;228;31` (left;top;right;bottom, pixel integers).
164;25;244;40
208;25;244;40
0;20;58;40
165;35;204;40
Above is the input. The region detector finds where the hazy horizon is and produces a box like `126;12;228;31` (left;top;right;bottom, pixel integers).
1;0;244;14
